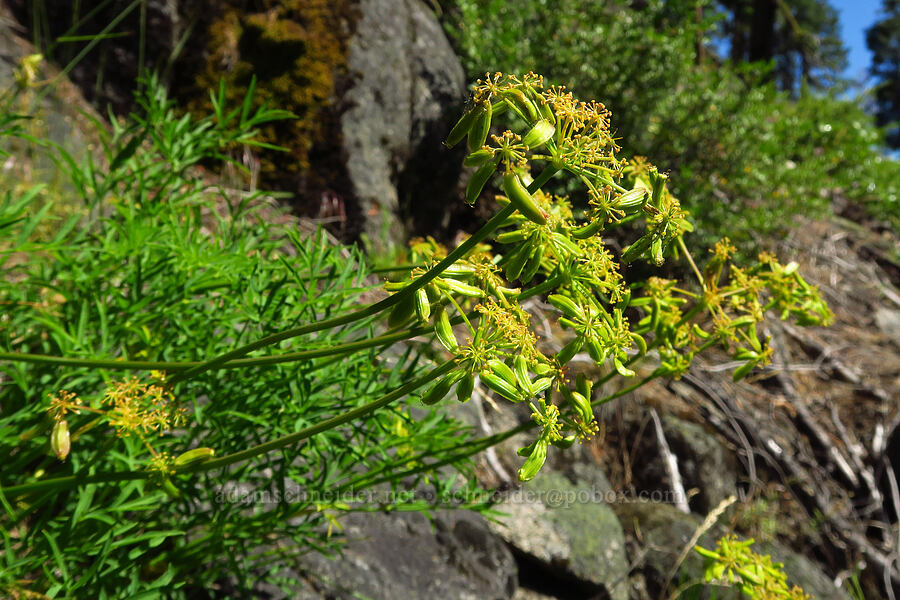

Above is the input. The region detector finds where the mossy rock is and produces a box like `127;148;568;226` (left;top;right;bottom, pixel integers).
188;0;356;196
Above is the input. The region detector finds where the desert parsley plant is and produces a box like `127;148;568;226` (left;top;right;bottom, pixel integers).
696;536;810;599
0;69;831;596
0;73;481;598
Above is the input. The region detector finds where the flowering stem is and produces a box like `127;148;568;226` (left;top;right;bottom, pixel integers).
0;323;445;374
1;360;457;498
177;360;457;474
167;205;517;385
677;235;705;290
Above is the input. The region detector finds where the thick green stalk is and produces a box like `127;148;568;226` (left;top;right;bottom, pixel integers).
0;322;441;373
176;360;457;473
167;205;516;385
334;372;657;494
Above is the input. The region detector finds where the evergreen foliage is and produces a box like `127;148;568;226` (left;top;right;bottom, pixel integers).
868;0;900;147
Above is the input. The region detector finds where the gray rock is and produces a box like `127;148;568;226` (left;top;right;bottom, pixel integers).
0;8;99;179
661;414;738;514
490;471;630;600
297;509;517;600
612;500;849;599
874;307;900;345
3;0;188;114
341;0;466;251
612;499;722;598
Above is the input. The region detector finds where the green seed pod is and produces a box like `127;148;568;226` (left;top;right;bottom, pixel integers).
537;96;555;122
568;390;593;423
446;102;486;148
575;373;592;400
487;359;517;387
491;99;509;116
732;361;756;382
495;229;529;244
51;419;70;461
456;373;475;403
388;293;416;328
587;338;607;364
556;337;583;365
415;288;431;322
692;324;711;339
649;297;661;331
548;294;583;319
551;435;577;449
621;234;652;264
571;218;604;239
615;288;633;311
434;307;458;351
504;242;532;282
614;187;649;210
518;438;548;481
520;245;544;284
503;88;539;122
648;168;667;209
174;447;216;468
481;371;521;402
465;157;499;205
464;148;495;167
502;172;547;225
421;373;459;405
522;119;555;150
532;376;554;395
513;356;532;392
517;439;538;457
495;285;521;298
614;356;636;377
160;476;182;499
550;231;581;256
440;278;484;297
650;236;664;266
630;332;648;355
442;263;477;278
467;101;493;153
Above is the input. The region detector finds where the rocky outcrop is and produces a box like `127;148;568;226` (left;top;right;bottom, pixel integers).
6;0;467;251
489;471;630;600
340;0;466;251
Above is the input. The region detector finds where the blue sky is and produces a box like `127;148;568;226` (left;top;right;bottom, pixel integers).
832;0;883;83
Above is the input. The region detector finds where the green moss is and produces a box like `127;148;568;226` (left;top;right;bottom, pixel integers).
189;0;358;192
